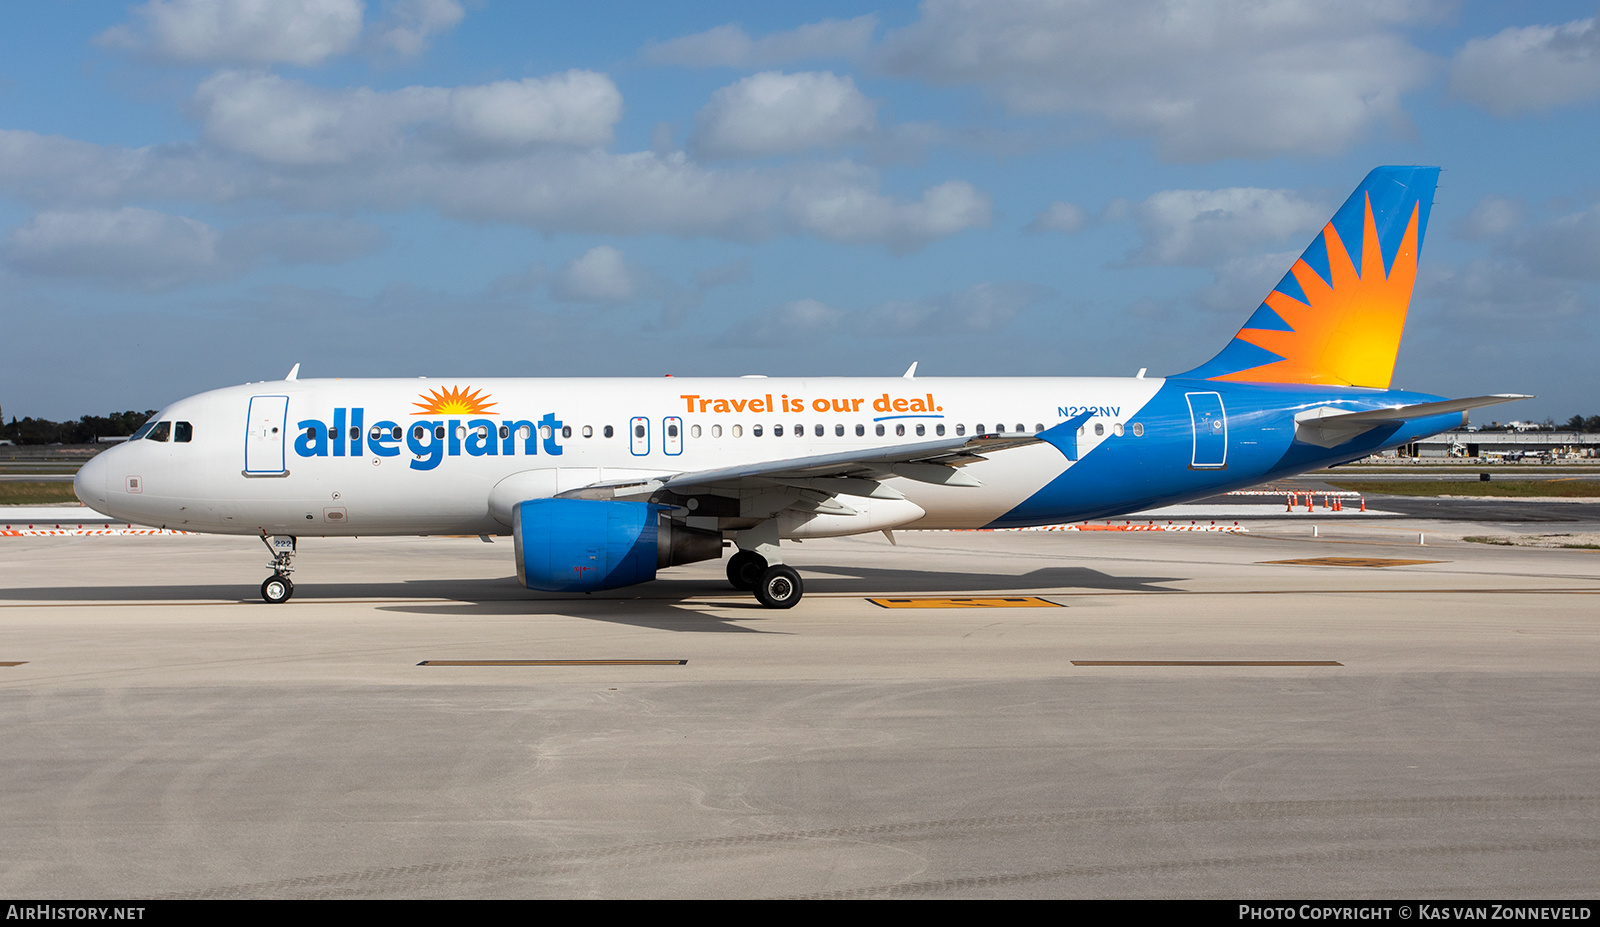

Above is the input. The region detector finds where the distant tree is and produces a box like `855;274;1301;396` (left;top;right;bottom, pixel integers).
0;410;157;444
1586;415;1600;433
1566;415;1586;431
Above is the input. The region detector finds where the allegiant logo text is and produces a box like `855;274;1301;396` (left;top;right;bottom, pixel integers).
295;408;563;471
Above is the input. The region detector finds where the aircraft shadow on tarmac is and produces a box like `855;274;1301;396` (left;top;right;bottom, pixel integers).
367;564;1186;631
0;565;1183;631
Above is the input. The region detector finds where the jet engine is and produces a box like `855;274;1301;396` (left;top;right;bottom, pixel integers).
513;498;722;593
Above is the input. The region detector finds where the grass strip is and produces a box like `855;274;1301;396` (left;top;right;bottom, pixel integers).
0;482;82;505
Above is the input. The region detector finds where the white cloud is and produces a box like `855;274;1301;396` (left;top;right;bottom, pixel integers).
1124;187;1328;266
192;71;435;165
786;179;991;253
368;0;464;57
1450;15;1600;116
3;207;220;288
692;72;877;159
446;72;622;150
0;129;987;251
550;246;637;302
643;16;877;68
875;0;1436;161
190;70;621;164
1026;201;1088;234
96;0;365;67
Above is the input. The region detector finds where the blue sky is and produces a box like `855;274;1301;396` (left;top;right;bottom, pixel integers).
2;0;1597;422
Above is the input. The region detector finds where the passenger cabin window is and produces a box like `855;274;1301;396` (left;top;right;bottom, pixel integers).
1094;423;1104;436
174;421;193;443
835;424;844;436
855;424;864;436
583;425;594;438
148;421;172;442
814;424;824;437
604;425;614;438
876;424;885;436
915;424;925;436
562;425;573;438
895;424;905;436
633;424;645;438
956;424;966;436
1132;422;1144;437
774;425;783;437
936;424;945;436
711;424;722;438
753;425;764;437
690;425;700;438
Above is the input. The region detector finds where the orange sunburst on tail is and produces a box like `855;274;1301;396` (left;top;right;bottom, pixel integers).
1217;196;1419;388
412;385;497;416
1177;166;1438;389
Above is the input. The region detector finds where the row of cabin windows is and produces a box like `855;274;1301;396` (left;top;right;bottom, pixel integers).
684;421;1144;439
129;421;193;443
303;420;1147;443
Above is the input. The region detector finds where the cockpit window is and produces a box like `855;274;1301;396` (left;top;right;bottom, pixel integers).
147;421;172;442
128;422;156;441
174;421;193;443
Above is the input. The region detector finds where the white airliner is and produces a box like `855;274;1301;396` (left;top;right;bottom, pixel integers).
74;167;1525;608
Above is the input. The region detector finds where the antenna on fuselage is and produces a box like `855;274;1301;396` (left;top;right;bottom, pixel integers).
902;361;918;379
285;363;300;381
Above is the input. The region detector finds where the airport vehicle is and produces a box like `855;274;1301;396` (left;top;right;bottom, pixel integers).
74;167;1525;608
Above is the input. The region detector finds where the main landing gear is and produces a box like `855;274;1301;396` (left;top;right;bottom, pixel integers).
258;533;296;604
726;549;803;609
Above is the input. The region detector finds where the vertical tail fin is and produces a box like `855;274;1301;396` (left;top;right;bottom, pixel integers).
1178;166;1438;388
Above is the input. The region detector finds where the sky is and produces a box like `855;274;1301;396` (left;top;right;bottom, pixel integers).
1;0;1597;423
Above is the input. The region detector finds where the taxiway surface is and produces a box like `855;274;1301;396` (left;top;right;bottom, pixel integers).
1;517;1596;898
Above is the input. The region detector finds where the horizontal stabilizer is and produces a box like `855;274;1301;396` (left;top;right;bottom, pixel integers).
1294;394;1532;448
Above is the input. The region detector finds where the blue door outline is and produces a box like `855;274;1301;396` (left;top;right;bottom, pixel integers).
663;416;683;455
1186;391;1228;469
629;416;649;456
244;395;289;475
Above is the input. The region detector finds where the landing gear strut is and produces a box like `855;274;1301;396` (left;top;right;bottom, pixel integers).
258;533;297;604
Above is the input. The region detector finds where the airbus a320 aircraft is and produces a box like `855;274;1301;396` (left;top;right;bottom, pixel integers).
74;167;1525;608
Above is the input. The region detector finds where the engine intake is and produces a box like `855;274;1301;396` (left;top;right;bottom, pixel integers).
513;498;721;592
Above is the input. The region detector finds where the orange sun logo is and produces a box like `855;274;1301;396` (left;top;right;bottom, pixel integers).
412;385;497;416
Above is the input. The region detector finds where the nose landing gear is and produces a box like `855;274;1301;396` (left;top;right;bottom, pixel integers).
258;533;297;604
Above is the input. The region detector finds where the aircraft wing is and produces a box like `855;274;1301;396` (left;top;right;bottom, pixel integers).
1294;394;1532;448
556;421;1083;503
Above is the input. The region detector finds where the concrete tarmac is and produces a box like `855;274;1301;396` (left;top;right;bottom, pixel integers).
0;519;1596;899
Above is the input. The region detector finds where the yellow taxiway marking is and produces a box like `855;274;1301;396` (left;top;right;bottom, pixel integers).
1072;660;1343;667
1262;557;1444;568
0;661;27;666
416;659;687;667
867;596;1063;609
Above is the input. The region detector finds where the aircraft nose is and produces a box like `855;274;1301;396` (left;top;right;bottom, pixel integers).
74;451;109;509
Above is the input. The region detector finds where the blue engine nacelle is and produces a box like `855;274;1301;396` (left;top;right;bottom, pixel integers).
513;498;722;593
